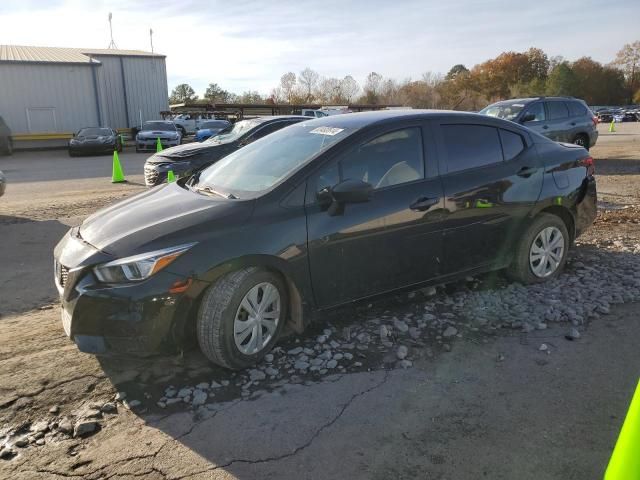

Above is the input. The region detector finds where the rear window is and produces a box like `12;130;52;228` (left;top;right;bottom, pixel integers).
546;102;569;120
499;129;525;161
567;101;587;116
442;125;503;173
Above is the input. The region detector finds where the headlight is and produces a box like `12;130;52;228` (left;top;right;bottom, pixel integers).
69;139;79;145
93;243;196;283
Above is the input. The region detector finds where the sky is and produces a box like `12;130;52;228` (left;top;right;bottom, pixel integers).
1;0;639;97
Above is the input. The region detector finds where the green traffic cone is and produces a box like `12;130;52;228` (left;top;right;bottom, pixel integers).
609;120;616;133
156;137;163;152
605;380;640;479
167;170;176;183
111;150;125;183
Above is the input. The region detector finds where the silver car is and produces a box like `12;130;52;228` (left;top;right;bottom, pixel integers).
135;121;182;152
480;96;598;150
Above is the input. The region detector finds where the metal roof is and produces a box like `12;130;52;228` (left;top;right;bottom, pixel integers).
0;45;165;64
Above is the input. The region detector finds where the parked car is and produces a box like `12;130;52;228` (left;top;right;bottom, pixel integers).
597;111;613;123
68;127;122;156
480;96;598;149
301;109;329;118
136;121;181;152
0;170;5;196
0;115;12;156
143;115;308;186
621;111;638;122
54;110;597;369
195;120;232;142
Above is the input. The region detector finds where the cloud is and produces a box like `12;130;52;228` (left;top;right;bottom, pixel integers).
1;0;638;96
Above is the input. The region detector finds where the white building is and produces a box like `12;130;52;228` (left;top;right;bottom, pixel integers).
0;45;169;147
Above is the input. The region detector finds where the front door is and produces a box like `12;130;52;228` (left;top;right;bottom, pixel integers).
305;125;445;308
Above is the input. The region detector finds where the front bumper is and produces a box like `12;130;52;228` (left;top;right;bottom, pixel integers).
137;138;180;151
54;231;206;355
69;142;116;154
144;161;192;187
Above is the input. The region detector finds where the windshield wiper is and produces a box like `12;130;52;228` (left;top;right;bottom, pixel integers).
193;186;238;199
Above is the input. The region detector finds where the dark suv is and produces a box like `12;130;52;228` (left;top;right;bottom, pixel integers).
480;97;598;149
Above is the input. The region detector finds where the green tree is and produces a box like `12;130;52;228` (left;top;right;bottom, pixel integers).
545;62;578;96
445;64;469;81
169;83;197;103
204;83;231;103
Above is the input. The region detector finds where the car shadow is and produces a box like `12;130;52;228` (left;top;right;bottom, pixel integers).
91;242;640;478
595;157;640;176
0;216;70;316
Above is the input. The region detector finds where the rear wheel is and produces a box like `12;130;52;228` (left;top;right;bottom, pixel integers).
573;133;589;150
197;267;288;369
507;213;569;284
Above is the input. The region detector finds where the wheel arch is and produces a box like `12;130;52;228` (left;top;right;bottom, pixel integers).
538;205;576;242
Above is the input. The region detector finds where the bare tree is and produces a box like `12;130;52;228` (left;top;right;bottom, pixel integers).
269;86;285;104
299;67;320;102
340;75;360;103
363;72;383;103
280;72;297;104
315;77;342;103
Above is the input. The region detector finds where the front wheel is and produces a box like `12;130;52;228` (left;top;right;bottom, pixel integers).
197;267;288;369
507;213;569;284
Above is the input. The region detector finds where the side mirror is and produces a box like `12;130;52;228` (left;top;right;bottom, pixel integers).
331;179;373;204
521;113;536;123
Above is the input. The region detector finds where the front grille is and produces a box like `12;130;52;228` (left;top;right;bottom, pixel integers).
144;167;159;185
55;261;69;288
59;264;69;287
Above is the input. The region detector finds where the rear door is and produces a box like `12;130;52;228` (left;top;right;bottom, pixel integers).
544;101;571;142
433;121;543;275
306;123;445;307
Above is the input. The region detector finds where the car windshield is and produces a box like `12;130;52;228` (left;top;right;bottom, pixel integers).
194;123;352;197
206;119;262;144
143;122;175;131
78;128;112;136
479;102;526;121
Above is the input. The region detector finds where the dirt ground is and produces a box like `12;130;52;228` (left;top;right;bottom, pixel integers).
1;123;639;479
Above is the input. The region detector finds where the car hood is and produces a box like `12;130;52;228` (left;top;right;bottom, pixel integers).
147;141;234;162
79;182;255;257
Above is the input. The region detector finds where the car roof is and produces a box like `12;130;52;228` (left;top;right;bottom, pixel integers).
293;109;498;129
244;115;309;124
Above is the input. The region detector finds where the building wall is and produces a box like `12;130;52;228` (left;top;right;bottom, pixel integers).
0;63;99;134
92;55;169;129
0;55;168;138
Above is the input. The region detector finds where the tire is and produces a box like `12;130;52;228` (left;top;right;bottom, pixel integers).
68;150;76;157
6;139;13;156
135;146;141;153
573;133;589;150
178;126;187;138
507;213;569;284
197;267;288;369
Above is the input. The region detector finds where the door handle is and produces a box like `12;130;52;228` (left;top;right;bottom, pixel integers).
517;166;538;177
542;125;549;129
570;122;576;126
410;197;439;211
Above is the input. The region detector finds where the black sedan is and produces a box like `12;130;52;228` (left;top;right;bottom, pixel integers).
69;127;122;156
143;115;308;186
54;110;597;369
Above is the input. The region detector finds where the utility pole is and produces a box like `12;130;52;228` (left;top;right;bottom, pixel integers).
107;12;117;49
149;28;154;54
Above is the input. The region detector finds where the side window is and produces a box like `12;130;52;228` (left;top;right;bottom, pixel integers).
441;125;503;173
567;101;587;117
314;127;425;194
246;122;283;142
499;129;525;161
524;102;546;122
547;101;569;120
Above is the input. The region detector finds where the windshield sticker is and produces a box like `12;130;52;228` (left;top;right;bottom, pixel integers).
309;127;344;136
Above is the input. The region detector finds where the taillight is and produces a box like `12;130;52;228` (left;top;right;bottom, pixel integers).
580;156;595;176
592;116;598;126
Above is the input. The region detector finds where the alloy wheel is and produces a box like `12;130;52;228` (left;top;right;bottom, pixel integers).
234;282;281;355
529;226;565;278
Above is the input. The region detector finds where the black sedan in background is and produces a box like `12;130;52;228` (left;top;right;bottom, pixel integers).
68;127;122;156
143;115;308;186
54;110;596;369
